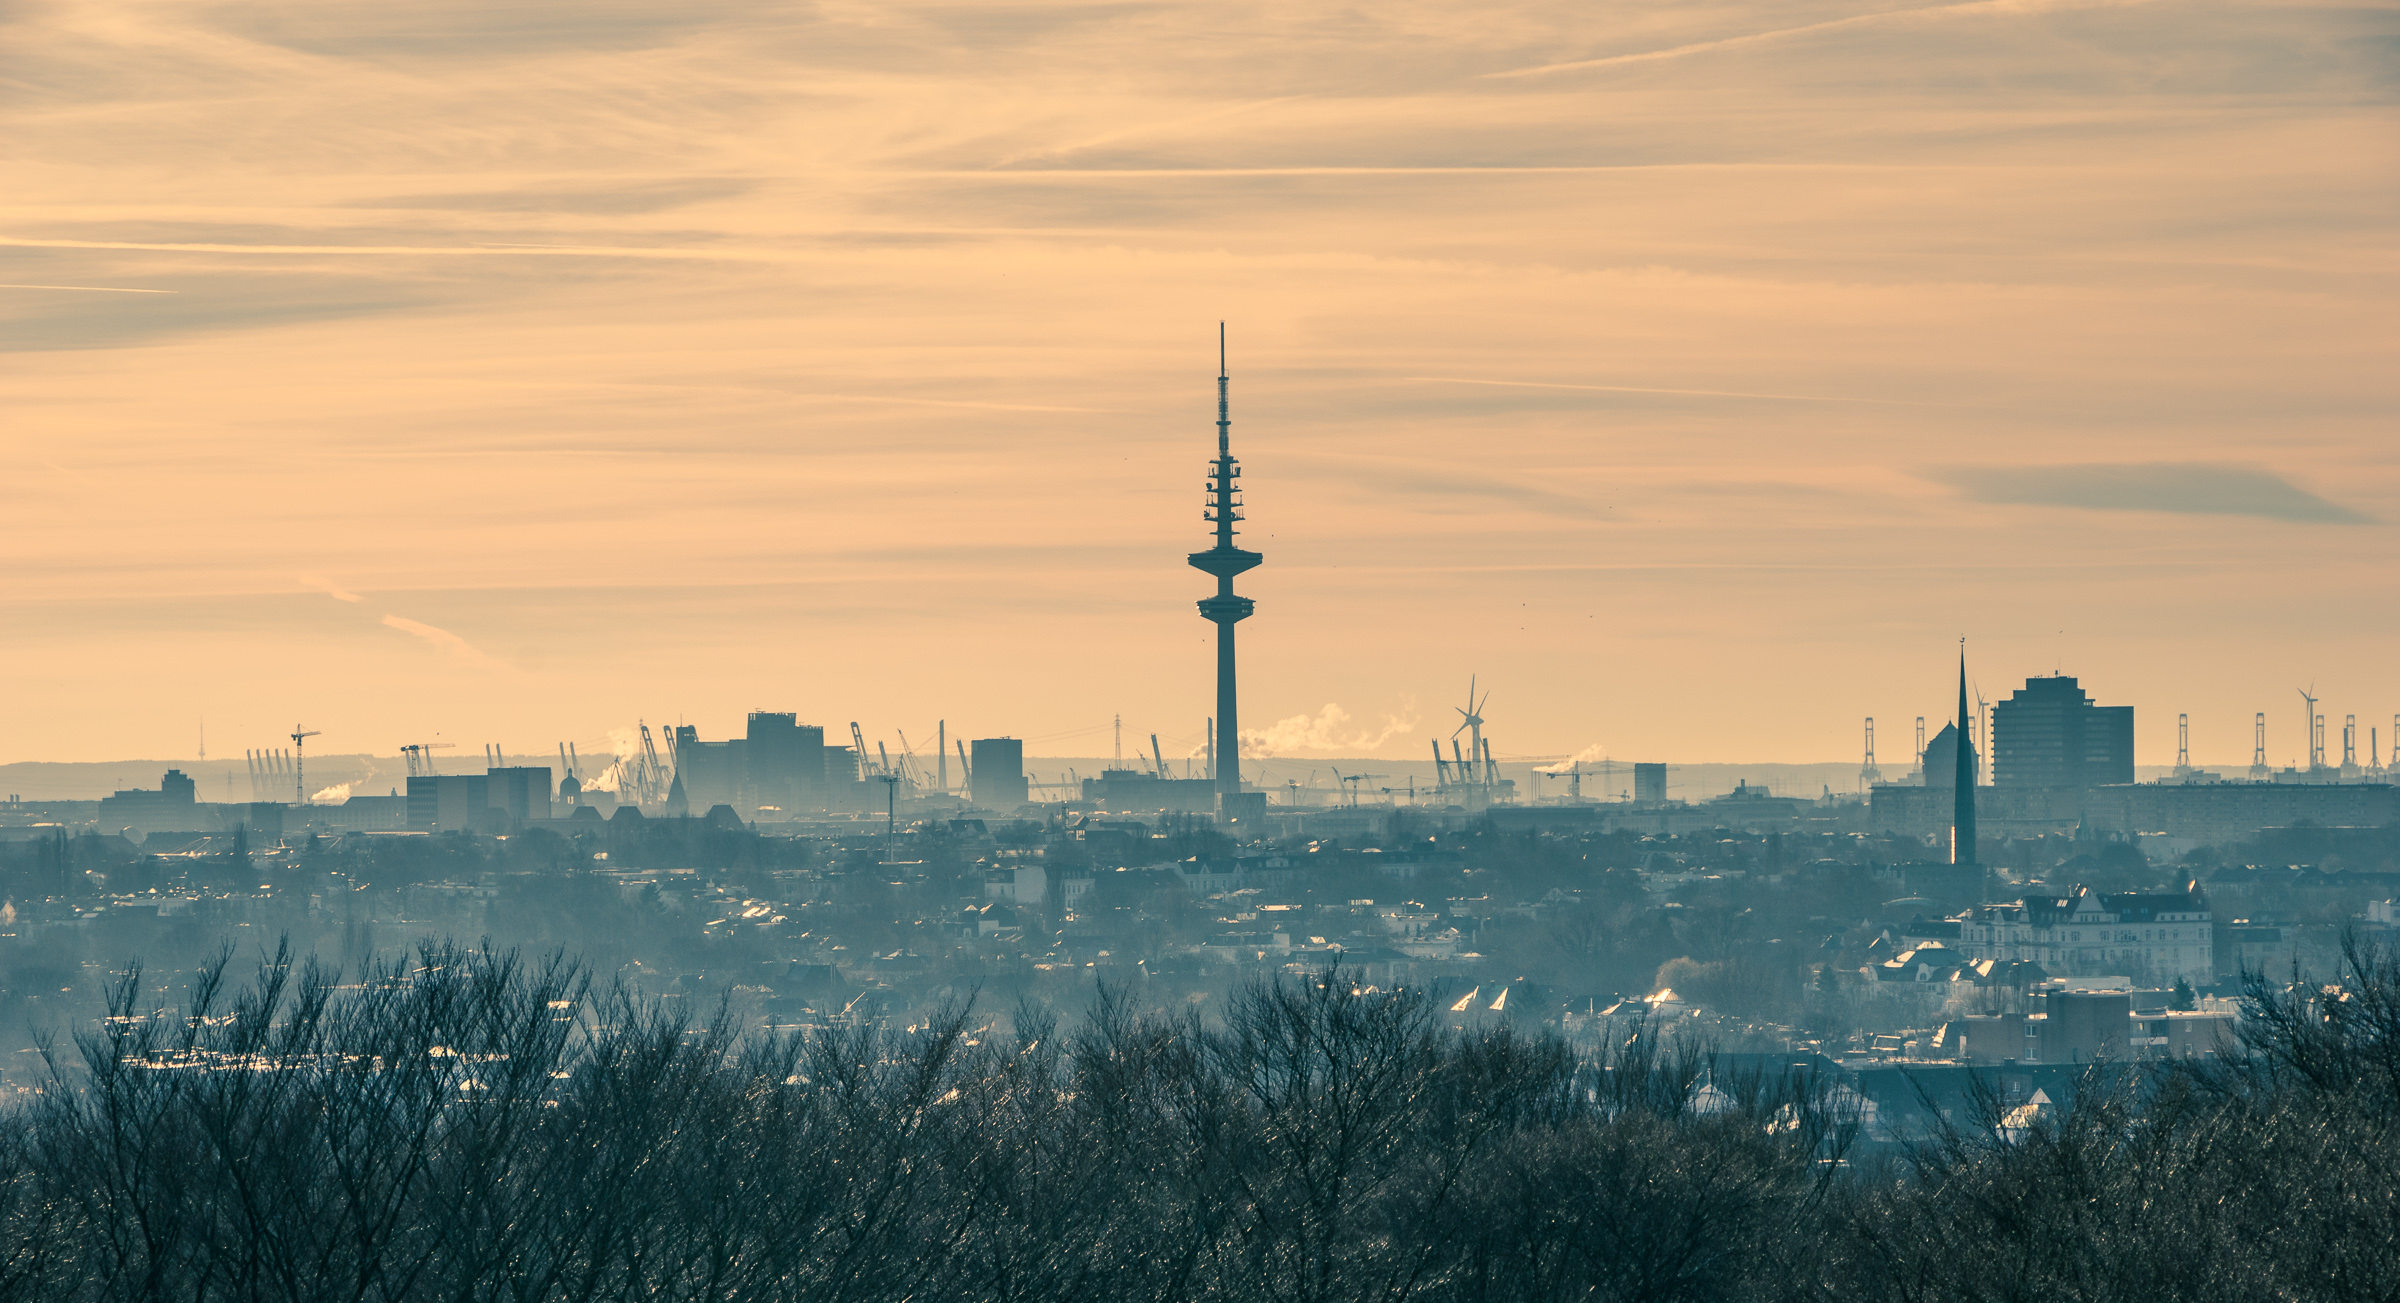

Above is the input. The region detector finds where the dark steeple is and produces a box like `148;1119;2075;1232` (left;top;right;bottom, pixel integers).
1953;645;1977;865
1188;325;1261;807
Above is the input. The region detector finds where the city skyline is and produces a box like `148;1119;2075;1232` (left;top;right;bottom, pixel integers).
7;0;2394;764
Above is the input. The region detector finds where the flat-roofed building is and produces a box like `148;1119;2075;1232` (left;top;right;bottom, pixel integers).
970;738;1028;809
1994;675;2133;791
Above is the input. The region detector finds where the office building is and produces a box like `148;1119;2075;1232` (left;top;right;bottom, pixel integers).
673;724;742;811
744;712;824;812
1993;676;2134;790
971;738;1028;809
96;769;199;835
408;775;487;831
486;767;552;824
1633;763;1667;804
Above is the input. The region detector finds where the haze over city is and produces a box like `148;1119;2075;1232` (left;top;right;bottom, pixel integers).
3;6;2398;1301
7;0;2394;767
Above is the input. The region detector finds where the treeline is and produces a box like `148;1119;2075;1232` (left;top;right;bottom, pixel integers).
0;942;2391;1303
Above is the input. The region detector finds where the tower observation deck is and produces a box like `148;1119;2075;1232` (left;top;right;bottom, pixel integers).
1189;325;1261;806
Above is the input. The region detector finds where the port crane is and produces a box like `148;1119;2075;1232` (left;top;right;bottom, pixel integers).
401;741;456;778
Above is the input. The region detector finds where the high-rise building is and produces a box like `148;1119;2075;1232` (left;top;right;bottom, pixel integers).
669;714;827;814
1633;763;1667;804
672;724;743;811
745;712;824;812
1993;676;2134;790
971;738;1028;809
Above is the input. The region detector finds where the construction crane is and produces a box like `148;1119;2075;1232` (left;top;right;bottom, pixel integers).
955;739;972;786
850;723;876;777
1151;733;1168;778
401;741;456;778
1330;769;1386;808
290;725;322;805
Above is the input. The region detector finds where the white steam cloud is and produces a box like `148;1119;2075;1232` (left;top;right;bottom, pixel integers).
580;727;644;794
1240;701;1420;758
311;782;354;803
1538;744;1610;775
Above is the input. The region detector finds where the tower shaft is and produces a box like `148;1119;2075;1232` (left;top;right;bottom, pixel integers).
1188;325;1261;806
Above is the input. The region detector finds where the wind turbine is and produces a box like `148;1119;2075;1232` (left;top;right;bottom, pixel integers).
1452;677;1489;797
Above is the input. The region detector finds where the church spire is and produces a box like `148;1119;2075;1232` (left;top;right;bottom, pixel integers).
1953;642;1977;865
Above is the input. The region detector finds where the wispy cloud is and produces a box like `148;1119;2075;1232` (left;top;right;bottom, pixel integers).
381;614;499;665
1490;0;2155;78
0;284;178;294
1932;463;2373;524
1408;375;1947;407
302;574;363;602
1298;454;1611;521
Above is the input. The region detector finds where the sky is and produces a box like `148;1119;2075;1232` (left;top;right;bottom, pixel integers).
4;0;2396;771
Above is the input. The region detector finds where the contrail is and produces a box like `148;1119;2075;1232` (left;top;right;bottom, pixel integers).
0;283;177;293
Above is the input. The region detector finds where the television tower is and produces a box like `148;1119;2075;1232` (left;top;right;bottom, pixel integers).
1188;325;1261;809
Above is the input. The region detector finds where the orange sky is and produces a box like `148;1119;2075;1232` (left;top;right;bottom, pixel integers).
5;0;2395;769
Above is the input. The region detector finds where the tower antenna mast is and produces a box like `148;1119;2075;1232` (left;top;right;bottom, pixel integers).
1188;323;1261;815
